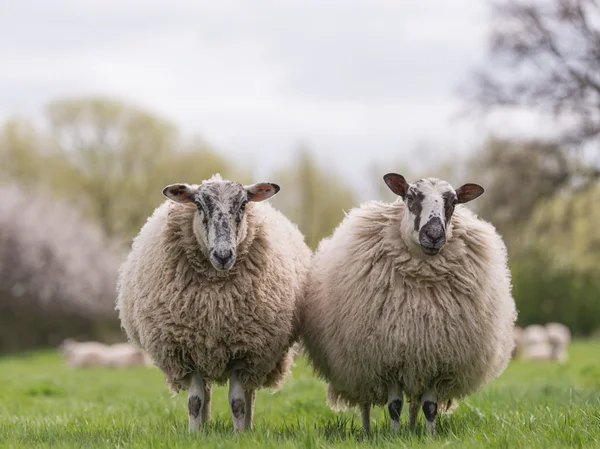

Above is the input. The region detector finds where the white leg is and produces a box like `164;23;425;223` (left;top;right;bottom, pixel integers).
228;372;247;432
188;372;207;431
387;385;403;431
421;391;437;435
361;403;371;433
244;389;255;429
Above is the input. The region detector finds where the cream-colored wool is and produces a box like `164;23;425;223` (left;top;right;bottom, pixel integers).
117;185;311;393
301;199;516;409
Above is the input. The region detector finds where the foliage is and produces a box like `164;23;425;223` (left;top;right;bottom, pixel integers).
466;0;600;152
466;137;573;248
272;149;356;249
0;185;119;353
1;346;600;448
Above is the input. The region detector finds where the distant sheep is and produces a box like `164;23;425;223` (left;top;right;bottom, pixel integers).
117;174;311;432
58;339;150;368
521;325;552;361
301;174;516;434
546;322;571;362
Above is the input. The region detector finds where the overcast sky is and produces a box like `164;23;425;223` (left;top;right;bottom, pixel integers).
1;0;542;190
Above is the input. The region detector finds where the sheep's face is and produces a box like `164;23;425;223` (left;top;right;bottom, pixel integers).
383;174;484;256
163;180;280;271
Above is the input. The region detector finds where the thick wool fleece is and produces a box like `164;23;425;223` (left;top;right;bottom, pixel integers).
301;200;516;409
117;197;311;393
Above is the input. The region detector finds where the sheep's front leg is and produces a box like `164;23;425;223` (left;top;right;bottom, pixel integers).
244;389;255;429
228;373;248;432
421;391;437;435
188;372;210;430
360;403;371;433
387;385;403;431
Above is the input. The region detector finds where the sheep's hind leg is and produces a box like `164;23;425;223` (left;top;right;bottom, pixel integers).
188;372;209;430
360;403;371;433
228;372;247;432
421;391;437;435
244;389;255;429
408;397;420;430
387;385;403;431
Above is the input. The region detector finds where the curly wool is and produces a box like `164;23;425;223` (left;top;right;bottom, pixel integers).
301;200;516;408
117;195;311;393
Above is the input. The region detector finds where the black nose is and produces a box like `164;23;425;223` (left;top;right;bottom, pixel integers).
213;250;233;265
424;228;444;246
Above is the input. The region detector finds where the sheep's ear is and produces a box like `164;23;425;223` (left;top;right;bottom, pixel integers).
383;173;409;198
245;183;280;202
455;183;485;204
162;184;195;203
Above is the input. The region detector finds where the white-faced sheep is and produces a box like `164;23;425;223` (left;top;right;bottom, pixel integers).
117;174;311;432
300;174;517;434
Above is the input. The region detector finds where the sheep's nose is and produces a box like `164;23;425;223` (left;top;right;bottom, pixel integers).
213;249;233;265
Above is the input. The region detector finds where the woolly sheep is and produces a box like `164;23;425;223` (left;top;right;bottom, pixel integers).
117;174;311;432
300;174;516;434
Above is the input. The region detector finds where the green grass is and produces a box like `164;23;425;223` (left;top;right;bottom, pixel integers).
1;342;600;448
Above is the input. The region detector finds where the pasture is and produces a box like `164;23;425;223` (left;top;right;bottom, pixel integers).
1;342;599;448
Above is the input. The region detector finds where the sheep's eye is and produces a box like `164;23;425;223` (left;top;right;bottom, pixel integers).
239;201;248;213
406;196;413;205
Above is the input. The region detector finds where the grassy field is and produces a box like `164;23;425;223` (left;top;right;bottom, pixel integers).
1;342;599;448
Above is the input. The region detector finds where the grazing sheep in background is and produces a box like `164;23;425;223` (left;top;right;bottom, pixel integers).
545;323;571;362
300;174;516;434
522;325;552;361
512;326;525;358
58;340;151;368
117;174;311;432
58;339;108;368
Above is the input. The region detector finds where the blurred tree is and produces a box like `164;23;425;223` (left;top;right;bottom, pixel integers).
45;97;235;242
512;182;600;335
466;137;573;248
271;149;356;249
523;181;600;272
0;119;80;195
465;0;600;164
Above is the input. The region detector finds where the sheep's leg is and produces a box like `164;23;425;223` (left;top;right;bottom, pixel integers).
188;372;208;430
202;382;212;423
408;398;420;430
421;391;437;435
387;386;403;431
360;403;371;433
244;389;255;429
228;373;247;432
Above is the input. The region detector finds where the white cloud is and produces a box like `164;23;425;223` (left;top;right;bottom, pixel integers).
0;0;534;193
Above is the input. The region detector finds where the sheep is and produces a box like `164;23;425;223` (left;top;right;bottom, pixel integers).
58;340;151;368
521;325;552;361
116;174;311;432
545;323;571;362
58;339;108;368
300;174;516;434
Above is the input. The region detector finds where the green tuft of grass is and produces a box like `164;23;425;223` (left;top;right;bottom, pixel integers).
1;341;599;448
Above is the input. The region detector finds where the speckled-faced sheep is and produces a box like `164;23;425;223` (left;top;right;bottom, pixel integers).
300;174;516;434
117;174;311;432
